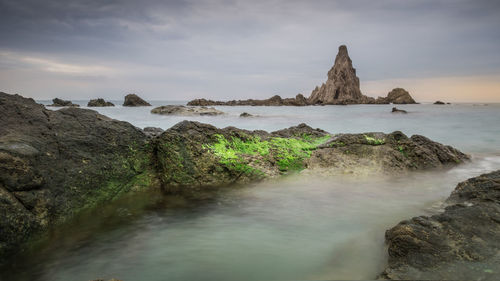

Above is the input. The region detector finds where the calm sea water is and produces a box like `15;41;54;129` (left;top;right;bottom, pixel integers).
4;100;499;281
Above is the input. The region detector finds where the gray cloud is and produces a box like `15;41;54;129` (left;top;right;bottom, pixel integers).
0;0;499;100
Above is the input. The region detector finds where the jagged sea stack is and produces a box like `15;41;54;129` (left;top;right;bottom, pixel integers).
308;45;367;105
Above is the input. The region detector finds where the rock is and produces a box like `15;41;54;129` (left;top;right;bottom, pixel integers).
143;127;164;138
48;98;79;107
381;170;500;280
150;105;224;116
385;88;416;104
240;112;253;117
0;92;158;258
391;107;407;114
88;98;114;107
307;131;469;175
123;94;151;106
187;94;309;106
434;100;446;105
308;45;366;105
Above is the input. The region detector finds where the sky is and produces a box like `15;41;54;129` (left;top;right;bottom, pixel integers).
0;0;499;102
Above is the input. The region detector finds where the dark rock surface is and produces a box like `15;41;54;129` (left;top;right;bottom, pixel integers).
240;112;253;117
434;100;446;105
151;105;224;116
48;98;79;107
123;94;151;107
88;98;115;107
391;107;407;114
308;131;469;175
143;127;164;138
381;170;500;280
0;92;157;257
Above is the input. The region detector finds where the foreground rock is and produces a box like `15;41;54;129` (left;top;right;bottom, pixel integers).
0;92;157;257
151;105;224;116
391;107;407;114
48;98;79;107
88;98;114;107
381;170;500;280
187;45;417;106
123;94;151;106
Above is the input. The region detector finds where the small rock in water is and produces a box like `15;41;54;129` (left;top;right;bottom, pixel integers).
123;94;151;106
391;107;407;114
48;98;79;107
88;98;114;107
434;100;446;105
240;112;253;117
151;105;224;116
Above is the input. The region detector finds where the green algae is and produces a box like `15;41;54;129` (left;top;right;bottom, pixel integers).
364;135;385;145
205;134;330;173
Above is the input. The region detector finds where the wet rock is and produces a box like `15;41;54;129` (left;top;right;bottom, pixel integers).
151;105;224;116
240;112;253;117
434;100;446;105
0;92;158;258
143;127;164;138
391;107;407;114
271;123;328;139
88;98;114;107
48;98;79;107
381;170;500;280
123;94;151;106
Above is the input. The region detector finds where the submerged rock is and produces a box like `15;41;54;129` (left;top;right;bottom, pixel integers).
123;94;151;106
381;170;500;280
0;92;157;258
151;105;224;116
391;107;407;114
240;112;253;117
88;98;114;107
48;98;79;107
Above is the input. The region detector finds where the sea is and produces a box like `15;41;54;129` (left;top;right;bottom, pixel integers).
3;100;500;281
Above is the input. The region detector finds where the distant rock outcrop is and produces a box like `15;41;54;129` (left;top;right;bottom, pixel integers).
87;98;114;107
308;45;372;105
187;94;309;106
151;105;224;116
434;100;446;105
48;98;79;107
123;94;151;107
240;112;253;117
380;88;416;104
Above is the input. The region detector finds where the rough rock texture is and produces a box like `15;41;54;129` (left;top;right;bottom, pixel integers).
151;105;224;116
381;170;500;280
48;98;79;107
307;131;469;175
308;45;371;105
143;127;164;138
187;94;309;106
123;94;151;106
88;98;115;107
0;92;158;257
391;107;407;114
380;88;417;104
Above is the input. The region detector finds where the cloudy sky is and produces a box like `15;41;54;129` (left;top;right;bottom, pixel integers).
1;0;499;102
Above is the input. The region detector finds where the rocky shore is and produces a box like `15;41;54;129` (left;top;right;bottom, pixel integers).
188;45;417;106
151;105;224;116
381;170;500;280
0;91;473;272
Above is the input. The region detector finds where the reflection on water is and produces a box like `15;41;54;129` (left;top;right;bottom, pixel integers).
2;156;500;281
